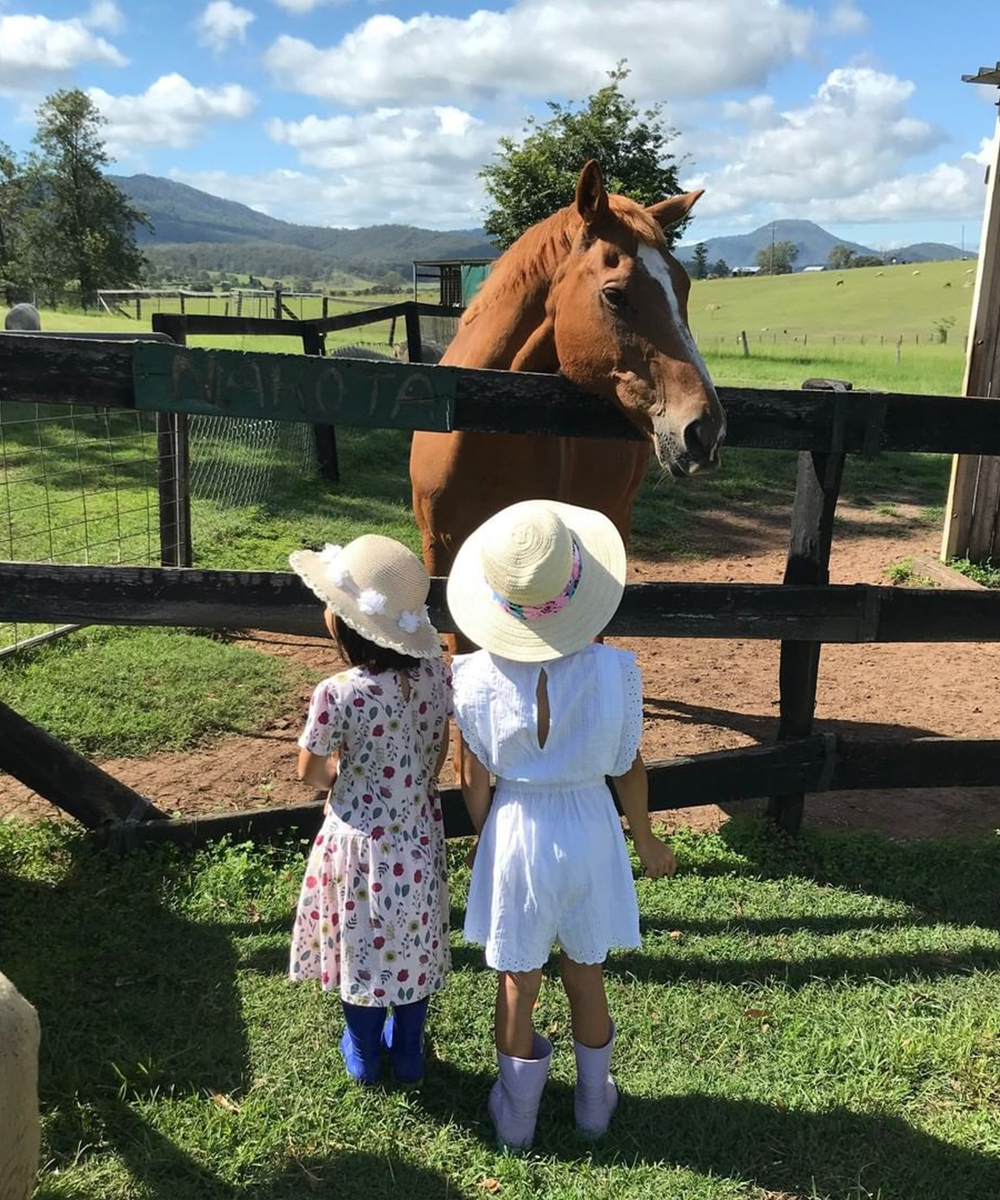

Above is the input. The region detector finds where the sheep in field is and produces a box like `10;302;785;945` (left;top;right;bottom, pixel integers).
3;303;41;332
0;971;40;1200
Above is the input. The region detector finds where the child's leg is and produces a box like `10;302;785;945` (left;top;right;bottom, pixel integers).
558;955;611;1048
495;968;543;1058
489;968;552;1151
559;953;617;1138
383;996;429;1084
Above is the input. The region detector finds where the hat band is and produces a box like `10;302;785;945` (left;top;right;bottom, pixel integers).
492;539;582;624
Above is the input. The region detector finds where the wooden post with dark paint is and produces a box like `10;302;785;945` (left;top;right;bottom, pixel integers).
0;699;167;827
150;314;193;567
404;302;423;364
768;379;850;833
302;325;339;485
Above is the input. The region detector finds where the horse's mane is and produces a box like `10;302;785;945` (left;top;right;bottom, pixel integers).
462;194;666;327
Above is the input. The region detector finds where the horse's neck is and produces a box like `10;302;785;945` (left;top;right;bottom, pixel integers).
444;289;549;370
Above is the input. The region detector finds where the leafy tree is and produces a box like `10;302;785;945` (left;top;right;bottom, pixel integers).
382;269;405;291
480;63;688;250
711;258;730;278
827;244;855;270
0;141;30;304
754;240;798;275
31;89;149;305
692;242;708;280
852;254;882;268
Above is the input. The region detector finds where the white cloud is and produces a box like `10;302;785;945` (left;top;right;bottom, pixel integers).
88;73;256;153
685;68;963;223
197;0;255;52
264;0;814;106
273;0;352;11
84;1;124;33
826;1;868;34
0;11;125;94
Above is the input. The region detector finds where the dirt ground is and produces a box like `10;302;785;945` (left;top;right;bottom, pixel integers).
3;497;999;842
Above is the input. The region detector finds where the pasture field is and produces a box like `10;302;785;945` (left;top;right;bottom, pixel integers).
3;818;1000;1199
689;258;975;344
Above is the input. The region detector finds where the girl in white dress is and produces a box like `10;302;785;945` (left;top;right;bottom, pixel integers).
447;500;676;1149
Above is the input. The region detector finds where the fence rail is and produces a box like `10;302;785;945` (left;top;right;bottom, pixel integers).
3;333;1000;454
3;562;999;644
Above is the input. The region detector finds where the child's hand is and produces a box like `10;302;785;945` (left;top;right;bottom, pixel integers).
635;834;677;880
465;839;478;869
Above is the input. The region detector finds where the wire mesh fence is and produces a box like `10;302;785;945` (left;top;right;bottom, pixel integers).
0;400;159;655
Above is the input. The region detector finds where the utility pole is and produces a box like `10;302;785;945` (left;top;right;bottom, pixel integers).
770;221;776;275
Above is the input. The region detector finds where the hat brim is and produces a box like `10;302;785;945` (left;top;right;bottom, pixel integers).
446;501;626;663
290;549;443;659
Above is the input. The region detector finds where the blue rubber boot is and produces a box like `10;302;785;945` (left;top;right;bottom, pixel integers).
340;1002;387;1085
382;997;430;1084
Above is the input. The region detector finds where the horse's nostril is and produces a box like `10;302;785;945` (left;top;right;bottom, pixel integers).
683;418;715;463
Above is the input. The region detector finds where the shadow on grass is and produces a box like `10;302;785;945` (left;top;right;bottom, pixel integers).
418;1057;1000;1200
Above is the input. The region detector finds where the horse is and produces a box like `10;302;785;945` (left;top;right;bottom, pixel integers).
410;161;725;593
4;303;40;331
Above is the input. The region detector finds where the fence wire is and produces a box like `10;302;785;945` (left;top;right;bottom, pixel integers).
0;400;159;655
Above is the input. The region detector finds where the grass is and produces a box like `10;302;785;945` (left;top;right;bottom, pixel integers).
883;558;935;588
3;816;1000;1199
948;557;1000;588
0;626;309;758
690;259;975;344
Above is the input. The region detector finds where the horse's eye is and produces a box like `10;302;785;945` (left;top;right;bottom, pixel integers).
602;286;628;310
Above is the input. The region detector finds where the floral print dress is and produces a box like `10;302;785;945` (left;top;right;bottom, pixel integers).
290;657;453;1006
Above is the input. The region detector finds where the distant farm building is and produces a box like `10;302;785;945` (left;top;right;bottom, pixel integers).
412;259;494;307
801;264;826;272
731;265;762;276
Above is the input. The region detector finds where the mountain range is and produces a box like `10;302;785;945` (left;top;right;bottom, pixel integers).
676;218;971;269
110;174;499;276
110;175;971;279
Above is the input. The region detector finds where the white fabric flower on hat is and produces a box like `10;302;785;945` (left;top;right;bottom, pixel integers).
318;544;350;587
397;609;422;634
358;588;388;616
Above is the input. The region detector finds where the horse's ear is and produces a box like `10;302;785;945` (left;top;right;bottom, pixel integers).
647;190;704;229
576;161;609;228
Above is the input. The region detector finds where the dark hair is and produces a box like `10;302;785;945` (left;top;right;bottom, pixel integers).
333;615;421;675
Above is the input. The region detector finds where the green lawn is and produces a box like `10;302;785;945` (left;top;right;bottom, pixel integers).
3;817;1000;1199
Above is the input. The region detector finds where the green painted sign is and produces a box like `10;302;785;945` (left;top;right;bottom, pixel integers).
133;342;455;430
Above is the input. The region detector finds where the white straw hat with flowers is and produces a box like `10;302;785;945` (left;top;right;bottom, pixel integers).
290;534;442;659
446;500;627;663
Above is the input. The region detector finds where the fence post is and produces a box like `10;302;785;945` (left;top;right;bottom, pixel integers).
405;302;423;364
767;378;850;834
150;313;193;568
302;325;339;485
739;330;750;357
274;285;283;320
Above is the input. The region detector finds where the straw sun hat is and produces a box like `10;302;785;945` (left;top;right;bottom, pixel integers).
447;500;627;663
290;535;442;659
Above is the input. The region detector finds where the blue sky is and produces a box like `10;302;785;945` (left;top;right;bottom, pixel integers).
0;0;996;249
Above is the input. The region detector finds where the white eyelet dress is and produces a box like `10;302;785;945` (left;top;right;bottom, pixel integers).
452;643;644;972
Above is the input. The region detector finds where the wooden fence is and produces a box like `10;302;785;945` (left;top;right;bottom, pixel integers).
1;332;1000;850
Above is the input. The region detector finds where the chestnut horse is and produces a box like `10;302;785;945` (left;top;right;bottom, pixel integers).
410;160;725;589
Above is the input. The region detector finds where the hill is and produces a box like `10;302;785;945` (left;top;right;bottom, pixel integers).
677;219;969;270
109;173;498;276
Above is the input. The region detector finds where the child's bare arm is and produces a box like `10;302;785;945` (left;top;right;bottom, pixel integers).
297;747;338;791
434;721;451;778
460;737;493;833
611;752;676;879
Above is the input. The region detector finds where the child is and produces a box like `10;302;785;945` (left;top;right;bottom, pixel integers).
288;535;453;1086
447;500;675;1149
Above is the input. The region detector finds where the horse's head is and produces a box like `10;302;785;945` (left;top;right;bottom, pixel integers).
520;162;725;477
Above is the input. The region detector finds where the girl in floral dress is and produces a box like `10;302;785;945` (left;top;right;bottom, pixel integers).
288;535;452;1085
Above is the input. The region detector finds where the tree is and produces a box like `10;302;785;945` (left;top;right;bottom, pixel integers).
711;258;730;278
480;63;688;250
0;141;29;304
827;244;855;270
754;240;798;275
382;269;405;292
31;90;149;305
852;254;882;269
692;243;708;280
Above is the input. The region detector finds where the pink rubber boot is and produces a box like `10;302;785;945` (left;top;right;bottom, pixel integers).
487;1033;552;1151
573;1021;618;1138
